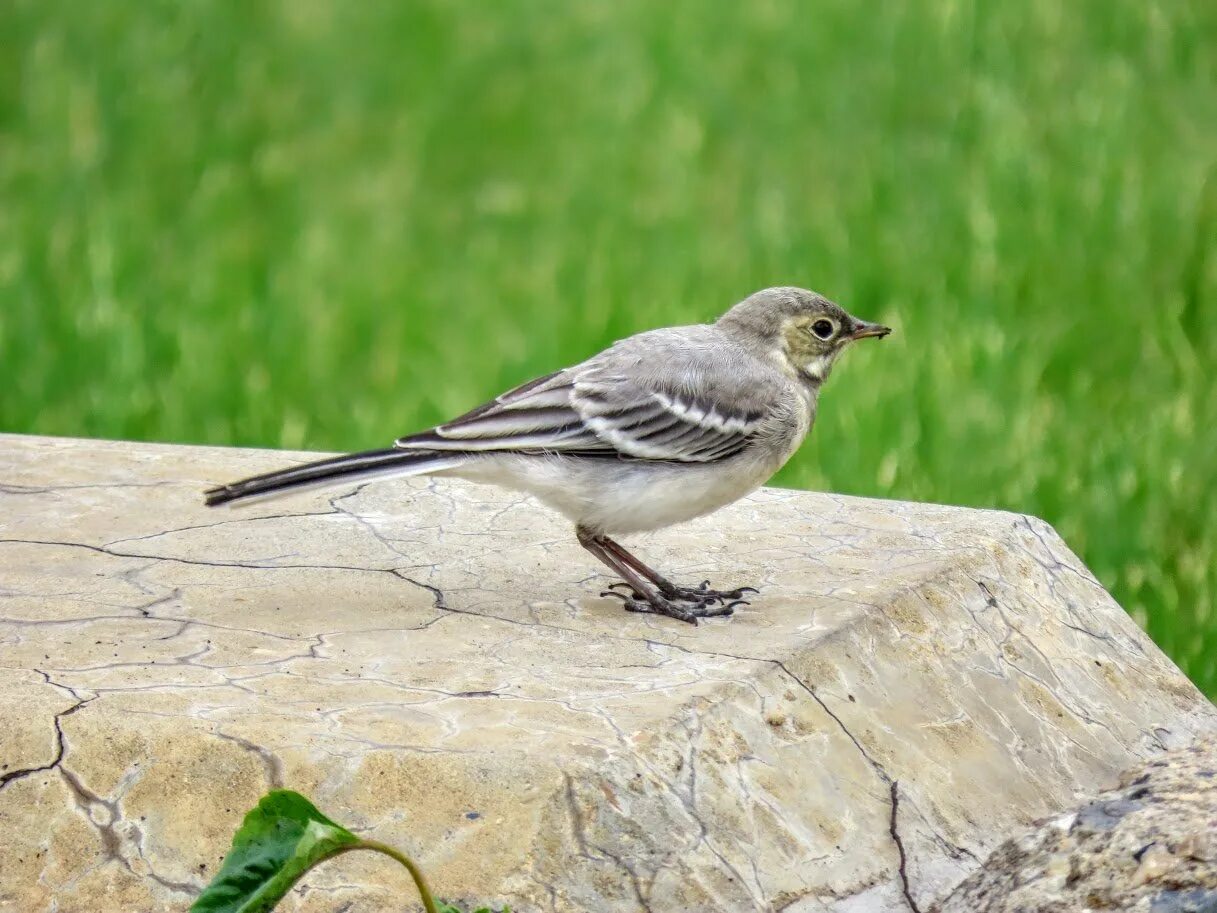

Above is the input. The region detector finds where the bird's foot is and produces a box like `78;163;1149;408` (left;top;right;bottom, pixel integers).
601;580;756;624
600;589;739;625
605;579;758;608
663;579;759;606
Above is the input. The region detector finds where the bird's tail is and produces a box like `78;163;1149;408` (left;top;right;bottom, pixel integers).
204;447;467;507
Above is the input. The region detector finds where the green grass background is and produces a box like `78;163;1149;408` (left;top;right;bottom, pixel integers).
2;1;1214;692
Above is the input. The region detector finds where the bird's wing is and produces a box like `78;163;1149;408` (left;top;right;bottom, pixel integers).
395;327;785;462
396;369;603;452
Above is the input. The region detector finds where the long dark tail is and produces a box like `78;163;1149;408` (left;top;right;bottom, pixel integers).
204;447;466;507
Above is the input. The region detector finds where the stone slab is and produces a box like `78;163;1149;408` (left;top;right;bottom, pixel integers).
0;433;1213;912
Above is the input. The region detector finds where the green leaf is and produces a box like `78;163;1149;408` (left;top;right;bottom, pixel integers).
191;790;360;913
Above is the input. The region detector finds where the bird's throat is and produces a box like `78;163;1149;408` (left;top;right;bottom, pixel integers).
798;354;833;385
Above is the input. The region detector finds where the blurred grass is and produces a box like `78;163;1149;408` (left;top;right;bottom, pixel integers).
1;0;1214;693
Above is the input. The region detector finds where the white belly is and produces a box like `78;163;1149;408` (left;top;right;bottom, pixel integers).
564;455;778;534
443;431;801;536
444;454;761;535
438;393;813;536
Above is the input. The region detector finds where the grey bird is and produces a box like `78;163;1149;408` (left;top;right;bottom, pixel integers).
205;287;891;623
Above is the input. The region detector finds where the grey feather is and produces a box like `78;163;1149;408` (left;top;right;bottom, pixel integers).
394;325;788;463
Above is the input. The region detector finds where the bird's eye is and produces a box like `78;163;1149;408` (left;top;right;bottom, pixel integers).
811;319;836;340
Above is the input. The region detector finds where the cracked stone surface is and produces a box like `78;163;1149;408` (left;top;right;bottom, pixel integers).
936;736;1217;912
0;433;1214;913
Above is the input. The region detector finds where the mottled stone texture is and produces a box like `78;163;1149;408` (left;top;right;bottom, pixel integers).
0;434;1213;913
937;737;1217;913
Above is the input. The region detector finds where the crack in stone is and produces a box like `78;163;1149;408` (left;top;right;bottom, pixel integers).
889;780;921;913
0;671;94;793
102;509;342;549
682;713;761;906
329;488;414;561
775;660;921;913
58;765;201;896
562;774;655;913
0;480;180;495
0;662;204;896
211;730;285;789
0;537;401;576
1018;517;1101;588
974;581;1121;748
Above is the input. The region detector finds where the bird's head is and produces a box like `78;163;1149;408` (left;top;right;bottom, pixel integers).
716;286;891;385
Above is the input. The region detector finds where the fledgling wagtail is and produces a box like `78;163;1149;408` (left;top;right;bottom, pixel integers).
205;287;891;624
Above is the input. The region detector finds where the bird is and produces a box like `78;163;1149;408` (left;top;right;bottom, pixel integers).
205;287;891;624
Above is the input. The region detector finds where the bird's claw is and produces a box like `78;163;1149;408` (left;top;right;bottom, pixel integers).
617;596;737;625
603;583;647;603
621;599;698;625
663;581;760;605
601;579;760;621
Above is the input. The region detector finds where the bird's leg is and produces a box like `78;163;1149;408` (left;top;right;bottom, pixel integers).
576;527;735;624
599;535;758;607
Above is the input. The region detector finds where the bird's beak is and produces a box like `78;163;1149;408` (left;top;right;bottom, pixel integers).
849;320;892;340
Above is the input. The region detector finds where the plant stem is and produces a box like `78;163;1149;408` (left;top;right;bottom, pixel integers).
355;839;441;913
